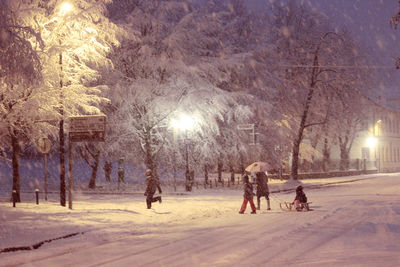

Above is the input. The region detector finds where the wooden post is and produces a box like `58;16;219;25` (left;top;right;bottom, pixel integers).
44;153;48;201
68;138;73;209
12;190;17;207
35;189;39;205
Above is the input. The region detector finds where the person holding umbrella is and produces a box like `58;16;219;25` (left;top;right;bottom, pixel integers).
256;172;271;210
239;174;256;214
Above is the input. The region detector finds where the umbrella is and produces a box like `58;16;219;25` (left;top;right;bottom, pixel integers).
245;161;275;173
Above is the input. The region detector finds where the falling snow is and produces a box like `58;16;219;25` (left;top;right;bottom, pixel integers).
1;0;400;266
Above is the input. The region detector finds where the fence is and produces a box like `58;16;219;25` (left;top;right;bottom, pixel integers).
297;158;377;173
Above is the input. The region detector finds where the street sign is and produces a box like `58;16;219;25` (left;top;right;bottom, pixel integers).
69;131;105;142
38;137;51;154
68;115;106;142
237;124;254;130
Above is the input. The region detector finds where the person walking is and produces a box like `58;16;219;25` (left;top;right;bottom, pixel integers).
144;169;162;209
239;174;256;214
256;172;271;210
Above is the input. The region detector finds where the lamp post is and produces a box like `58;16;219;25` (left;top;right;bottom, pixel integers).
374;119;382;172
366;136;378;171
58;2;73;207
171;114;195;192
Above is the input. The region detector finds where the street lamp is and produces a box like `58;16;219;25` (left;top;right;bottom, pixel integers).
57;2;73;206
170;114;195;191
366;136;378;170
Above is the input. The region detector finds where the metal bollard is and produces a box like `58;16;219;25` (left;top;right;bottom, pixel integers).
12;190;17;207
35;189;39;205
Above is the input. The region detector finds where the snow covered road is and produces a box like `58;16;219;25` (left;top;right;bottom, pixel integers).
1;174;400;266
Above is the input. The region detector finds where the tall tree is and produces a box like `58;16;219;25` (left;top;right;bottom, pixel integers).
25;0;120;204
0;1;47;202
266;2;368;179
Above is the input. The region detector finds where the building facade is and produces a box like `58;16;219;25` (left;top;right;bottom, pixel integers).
351;99;400;173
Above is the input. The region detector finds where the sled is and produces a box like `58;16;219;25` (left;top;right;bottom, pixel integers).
279;201;312;212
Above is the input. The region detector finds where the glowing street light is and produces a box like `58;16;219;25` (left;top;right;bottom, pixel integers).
170;114;196;191
366;136;377;148
367;136;378;171
59;2;73;16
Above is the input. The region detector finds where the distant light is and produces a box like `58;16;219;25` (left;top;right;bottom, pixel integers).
170;114;195;131
59;2;73;16
366;137;377;148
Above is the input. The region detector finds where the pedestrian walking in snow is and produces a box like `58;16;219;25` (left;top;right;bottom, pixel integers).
239;174;256;214
292;185;308;211
144;169;162;209
256;172;271;210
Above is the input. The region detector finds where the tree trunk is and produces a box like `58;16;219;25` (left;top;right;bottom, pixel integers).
88;150;100;189
204;164;208;184
104;161;112;182
217;159;223;182
291;137;302;180
339;146;350;170
322;138;330;172
11;134;21;202
145;131;154;171
229;164;235;184
240;154;245;175
290;34;329;179
338;135;350;171
291;82;316;179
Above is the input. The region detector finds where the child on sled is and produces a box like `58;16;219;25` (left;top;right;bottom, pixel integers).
292;185;309;211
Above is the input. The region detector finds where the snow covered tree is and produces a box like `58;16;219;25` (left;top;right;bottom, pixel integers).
104;0;257;185
16;0;120;201
0;1;48;202
266;1;370;179
77;143;100;189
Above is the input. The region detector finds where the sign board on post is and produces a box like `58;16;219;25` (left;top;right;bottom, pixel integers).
38;137;51;154
68;115;106;142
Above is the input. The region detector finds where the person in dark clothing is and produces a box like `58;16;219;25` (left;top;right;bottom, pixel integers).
293;185;308;211
256;172;271;210
144;169;162;209
104;161;112;182
239;174;256;214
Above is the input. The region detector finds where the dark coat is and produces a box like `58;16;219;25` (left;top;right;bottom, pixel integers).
295;189;307;203
256;172;269;196
145;175;162;195
243;181;254;200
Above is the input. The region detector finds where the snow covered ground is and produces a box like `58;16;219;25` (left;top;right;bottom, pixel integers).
1;173;400;266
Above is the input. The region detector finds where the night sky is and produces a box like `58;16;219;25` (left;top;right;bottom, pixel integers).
248;0;400;98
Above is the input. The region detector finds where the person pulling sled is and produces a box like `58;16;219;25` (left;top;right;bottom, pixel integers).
255;172;271;210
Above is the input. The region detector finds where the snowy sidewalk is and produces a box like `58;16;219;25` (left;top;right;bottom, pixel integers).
1;173;399;266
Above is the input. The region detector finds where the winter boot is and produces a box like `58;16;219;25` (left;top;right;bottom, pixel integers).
267;199;271;210
251;210;256;214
